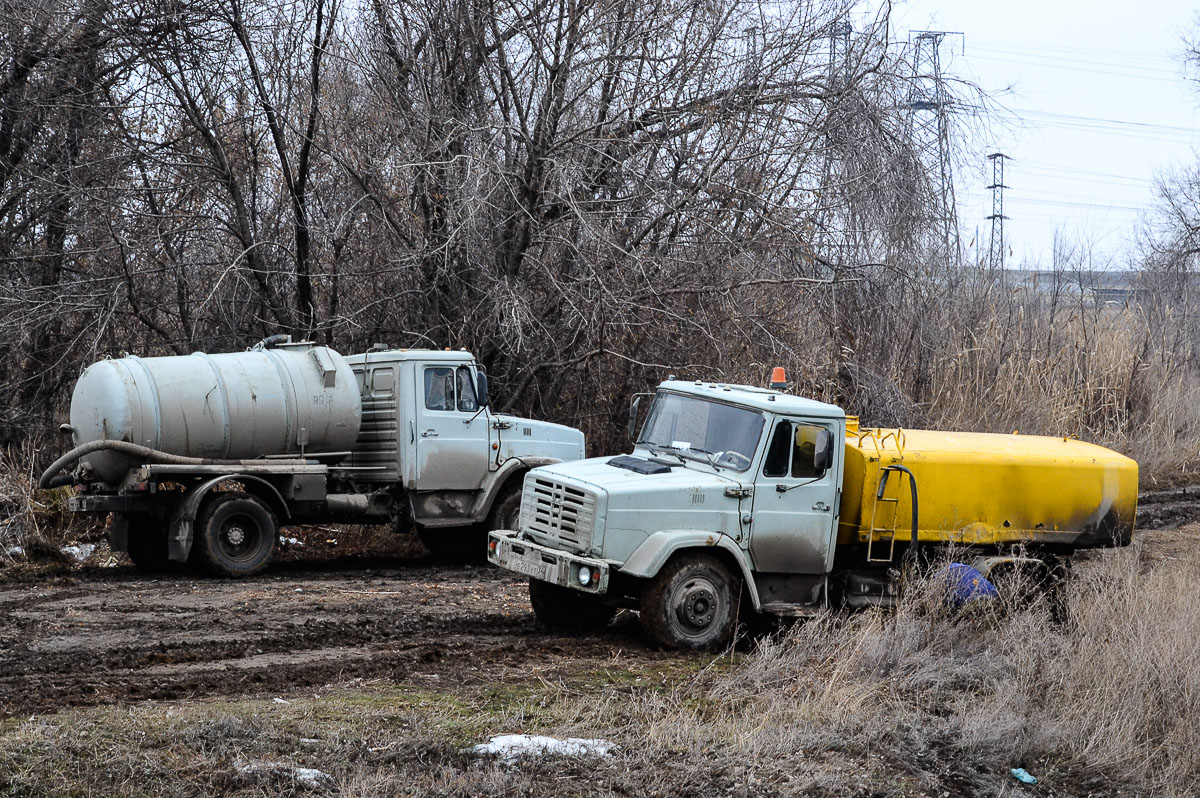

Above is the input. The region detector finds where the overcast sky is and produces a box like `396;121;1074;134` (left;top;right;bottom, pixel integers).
880;0;1200;268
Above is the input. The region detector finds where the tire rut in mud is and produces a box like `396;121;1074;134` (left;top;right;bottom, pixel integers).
0;563;652;717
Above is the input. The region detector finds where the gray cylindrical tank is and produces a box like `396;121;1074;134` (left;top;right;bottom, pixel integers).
69;344;362;483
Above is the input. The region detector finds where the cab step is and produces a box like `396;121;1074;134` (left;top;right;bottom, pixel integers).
760;601;822;618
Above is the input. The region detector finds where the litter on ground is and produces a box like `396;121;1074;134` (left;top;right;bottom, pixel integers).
1011;767;1038;784
60;543;95;561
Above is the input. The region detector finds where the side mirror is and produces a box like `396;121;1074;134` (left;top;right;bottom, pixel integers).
627;395;643;440
475;370;490;408
814;429;834;472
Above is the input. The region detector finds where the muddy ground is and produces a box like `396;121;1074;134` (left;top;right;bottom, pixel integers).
1;491;1197;721
0;548;680;719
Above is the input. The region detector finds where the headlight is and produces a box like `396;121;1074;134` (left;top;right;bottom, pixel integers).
577;565;592;586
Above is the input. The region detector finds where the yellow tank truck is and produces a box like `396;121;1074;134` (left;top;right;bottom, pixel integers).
488;371;1138;649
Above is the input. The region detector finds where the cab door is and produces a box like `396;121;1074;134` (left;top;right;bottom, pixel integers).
413;364;490;490
749;418;840;573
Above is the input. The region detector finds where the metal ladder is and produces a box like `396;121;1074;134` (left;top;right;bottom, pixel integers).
865;464;919;564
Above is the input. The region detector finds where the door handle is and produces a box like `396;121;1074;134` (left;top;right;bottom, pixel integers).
421;429;439;438
812;501;830;511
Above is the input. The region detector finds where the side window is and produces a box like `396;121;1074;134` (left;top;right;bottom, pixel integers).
763;421;792;478
423;367;455;411
792;423;828;478
370;367;395;398
456;367;479;412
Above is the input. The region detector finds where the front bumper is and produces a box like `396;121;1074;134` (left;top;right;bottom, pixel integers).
487;529;611;594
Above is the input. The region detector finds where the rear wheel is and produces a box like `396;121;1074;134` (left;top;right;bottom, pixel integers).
640;554;740;651
529;579;617;632
194;492;276;577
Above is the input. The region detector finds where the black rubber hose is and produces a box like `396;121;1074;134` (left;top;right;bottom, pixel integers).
252;333;291;351
42;474;76;490
38;440;306;489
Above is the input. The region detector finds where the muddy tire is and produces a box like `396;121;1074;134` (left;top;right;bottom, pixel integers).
194;493;276;577
487;485;522;532
123;516;169;572
640;553;740;651
529;579;617;632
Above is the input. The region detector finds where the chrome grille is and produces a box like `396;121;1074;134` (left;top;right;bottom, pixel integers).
523;477;596;550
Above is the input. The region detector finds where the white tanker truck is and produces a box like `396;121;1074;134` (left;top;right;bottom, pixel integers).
41;336;584;576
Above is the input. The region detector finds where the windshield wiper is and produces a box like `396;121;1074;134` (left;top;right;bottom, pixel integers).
645;443;686;464
683;446;725;470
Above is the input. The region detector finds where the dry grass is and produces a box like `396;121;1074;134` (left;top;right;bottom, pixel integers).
0;443;97;562
3;538;1196;796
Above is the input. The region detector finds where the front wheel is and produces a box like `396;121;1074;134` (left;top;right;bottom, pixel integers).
487;486;522;532
640;554;741;650
529;579;617;632
194;492;277;577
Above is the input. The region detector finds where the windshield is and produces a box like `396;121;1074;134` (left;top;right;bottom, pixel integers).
637;392;764;472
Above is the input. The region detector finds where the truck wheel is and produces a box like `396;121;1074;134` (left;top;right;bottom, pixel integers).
640;554;740;651
487;486;522;532
123;516;169;572
194;493;276;577
529;579;617;632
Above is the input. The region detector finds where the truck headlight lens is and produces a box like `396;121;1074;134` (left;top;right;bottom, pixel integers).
577;565;592;586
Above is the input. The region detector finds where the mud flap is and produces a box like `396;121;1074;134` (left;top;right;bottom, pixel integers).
168;518;193;562
109;513;129;554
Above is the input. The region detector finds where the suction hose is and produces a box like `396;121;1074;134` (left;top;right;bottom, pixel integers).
39;439;306;489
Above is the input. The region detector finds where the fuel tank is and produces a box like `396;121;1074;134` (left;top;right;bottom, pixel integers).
69;343;362;483
837;426;1138;550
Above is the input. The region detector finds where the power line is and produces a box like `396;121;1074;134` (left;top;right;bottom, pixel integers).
970;50;1184;82
970;37;1178;64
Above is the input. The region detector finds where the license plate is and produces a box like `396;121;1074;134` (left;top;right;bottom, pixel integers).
508;556;551;580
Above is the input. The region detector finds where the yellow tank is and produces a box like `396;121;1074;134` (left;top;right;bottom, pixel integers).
837;424;1138;553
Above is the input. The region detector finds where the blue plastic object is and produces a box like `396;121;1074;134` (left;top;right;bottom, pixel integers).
1010;767;1038;784
942;563;999;607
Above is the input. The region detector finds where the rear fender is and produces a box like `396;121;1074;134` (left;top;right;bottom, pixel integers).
619;531;762;610
168;475;289;562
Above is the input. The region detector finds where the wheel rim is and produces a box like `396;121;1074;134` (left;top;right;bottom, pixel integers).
219;515;262;561
671;575;724;639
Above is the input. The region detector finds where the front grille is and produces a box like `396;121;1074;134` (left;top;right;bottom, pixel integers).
523;477;596;550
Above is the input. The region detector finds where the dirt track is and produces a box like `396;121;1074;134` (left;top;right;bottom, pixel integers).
0;556;678;719
2;492;1196;720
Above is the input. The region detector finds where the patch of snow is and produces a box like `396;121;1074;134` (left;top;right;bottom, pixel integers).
279;536;304;546
61;543;95;561
5;545;24;558
237;761;333;789
293;768;333;788
469;734;614;764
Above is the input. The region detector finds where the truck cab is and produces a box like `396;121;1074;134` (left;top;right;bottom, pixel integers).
488;378;848;649
344;348;585;555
